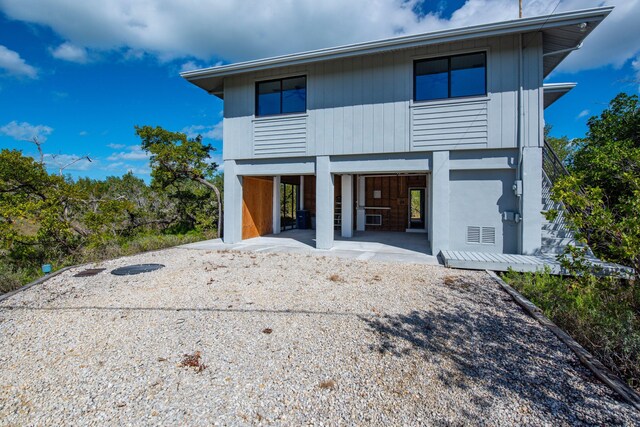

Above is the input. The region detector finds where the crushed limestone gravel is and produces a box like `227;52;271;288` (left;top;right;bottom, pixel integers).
0;248;638;426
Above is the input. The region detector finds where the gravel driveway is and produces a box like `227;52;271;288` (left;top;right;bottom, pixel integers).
0;248;638;426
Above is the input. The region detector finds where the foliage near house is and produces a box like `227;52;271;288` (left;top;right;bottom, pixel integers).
136;125;223;237
544;124;572;164
551;93;640;275
0;128;222;294
502;269;640;392
506;92;640;392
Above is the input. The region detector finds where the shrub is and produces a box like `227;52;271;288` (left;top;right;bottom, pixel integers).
0;261;37;294
502;269;640;392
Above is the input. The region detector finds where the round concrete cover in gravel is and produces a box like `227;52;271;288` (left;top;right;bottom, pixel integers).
110;264;165;276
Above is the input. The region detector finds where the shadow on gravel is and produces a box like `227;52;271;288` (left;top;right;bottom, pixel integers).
360;302;629;424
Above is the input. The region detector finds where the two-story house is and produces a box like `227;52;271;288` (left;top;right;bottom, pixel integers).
181;7;611;258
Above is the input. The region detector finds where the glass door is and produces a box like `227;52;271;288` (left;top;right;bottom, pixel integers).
281;182;299;231
408;188;426;230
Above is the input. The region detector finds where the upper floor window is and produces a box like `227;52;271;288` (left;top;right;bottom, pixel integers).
414;52;486;102
256;76;306;116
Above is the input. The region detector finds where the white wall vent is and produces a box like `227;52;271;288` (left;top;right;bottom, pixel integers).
467;226;496;245
481;227;496;245
466;226;481;244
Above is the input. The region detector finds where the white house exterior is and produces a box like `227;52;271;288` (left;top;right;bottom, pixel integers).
182;7;611;257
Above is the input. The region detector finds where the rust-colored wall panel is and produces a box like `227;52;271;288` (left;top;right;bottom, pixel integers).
364;175;426;232
303;175;316;215
242;176;273;239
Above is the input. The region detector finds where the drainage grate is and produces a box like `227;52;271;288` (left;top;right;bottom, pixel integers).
73;268;107;277
111;264;165;276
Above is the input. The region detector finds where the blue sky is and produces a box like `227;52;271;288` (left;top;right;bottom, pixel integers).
0;0;639;181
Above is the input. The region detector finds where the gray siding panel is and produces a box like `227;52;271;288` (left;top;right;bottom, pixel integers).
411;100;488;149
523;33;543;148
224;33;528;160
253;115;307;157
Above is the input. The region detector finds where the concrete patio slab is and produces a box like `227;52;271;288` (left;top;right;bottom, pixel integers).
180;230;439;265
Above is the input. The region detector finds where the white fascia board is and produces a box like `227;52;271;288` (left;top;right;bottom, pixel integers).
543;82;577;108
181;7;612;82
543;82;577;92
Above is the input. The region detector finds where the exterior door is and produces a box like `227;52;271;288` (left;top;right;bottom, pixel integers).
408;188;426;230
280;182;299;231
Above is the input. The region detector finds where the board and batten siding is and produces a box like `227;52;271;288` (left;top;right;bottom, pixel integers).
222;33;540;161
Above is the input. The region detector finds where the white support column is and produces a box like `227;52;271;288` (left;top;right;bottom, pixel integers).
430;151;450;256
341;174;353;238
272;175;281;235
356;175;365;231
223;160;242;244
520;147;543;254
299;176;305;210
315;156;334;249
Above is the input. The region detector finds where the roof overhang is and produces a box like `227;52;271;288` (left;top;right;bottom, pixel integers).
543;82;577;109
182;6;612;98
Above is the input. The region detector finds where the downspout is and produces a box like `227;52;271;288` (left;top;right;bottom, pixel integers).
515;33;525;252
517;33;524;178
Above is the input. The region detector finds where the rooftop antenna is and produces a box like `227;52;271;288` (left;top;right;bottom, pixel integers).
519;0;523;18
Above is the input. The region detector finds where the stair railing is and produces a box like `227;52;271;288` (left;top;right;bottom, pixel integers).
542;140;585;215
542;140;569;184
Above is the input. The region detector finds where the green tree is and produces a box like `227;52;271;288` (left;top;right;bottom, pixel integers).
135;126;223;237
544;124;573;164
0;149;83;267
551;93;640;275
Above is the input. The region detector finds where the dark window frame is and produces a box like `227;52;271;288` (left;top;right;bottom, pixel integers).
413;51;487;102
255;75;307;117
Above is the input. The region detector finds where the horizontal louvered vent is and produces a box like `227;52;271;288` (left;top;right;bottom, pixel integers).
411;100;488;149
467;226;496;245
481;227;496;244
253;115;307;157
466;226;481;244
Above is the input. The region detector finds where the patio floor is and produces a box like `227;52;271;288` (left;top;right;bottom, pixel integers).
181;229;439;265
182;230;634;275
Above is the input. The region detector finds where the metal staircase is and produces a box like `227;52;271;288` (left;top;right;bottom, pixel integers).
540;141;581;254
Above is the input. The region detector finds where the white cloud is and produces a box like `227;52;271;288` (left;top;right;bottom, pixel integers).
182;122;222;140
0;120;53;141
79;130;88;136
0;45;37;78
126;166;151;175
105;161;124;170
576;109;590;119
52;91;68;99
180;60;204;73
1;1;638;76
123;48;146;61
104;160;150;176
180;59;223;72
0;0;552;64
107;144;149;161
107;143;125;149
49;42;89;63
